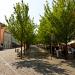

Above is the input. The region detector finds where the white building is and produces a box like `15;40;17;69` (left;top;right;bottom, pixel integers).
3;31;12;48
3;31;19;49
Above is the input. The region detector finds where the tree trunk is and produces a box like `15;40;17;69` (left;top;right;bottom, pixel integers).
20;40;22;59
65;25;68;59
50;36;52;60
65;31;68;59
26;42;30;54
24;42;26;55
65;41;68;59
15;47;16;52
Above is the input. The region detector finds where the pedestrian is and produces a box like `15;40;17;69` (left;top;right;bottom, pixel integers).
63;45;68;59
55;45;59;58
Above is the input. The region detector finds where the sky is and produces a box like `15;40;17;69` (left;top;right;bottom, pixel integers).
0;0;53;24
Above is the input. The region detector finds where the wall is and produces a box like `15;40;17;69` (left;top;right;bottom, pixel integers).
3;32;12;48
0;26;5;44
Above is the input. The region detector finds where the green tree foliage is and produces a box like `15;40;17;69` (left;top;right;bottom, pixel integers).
5;0;34;58
37;1;56;45
51;0;75;58
38;0;75;45
37;0;75;59
52;0;75;44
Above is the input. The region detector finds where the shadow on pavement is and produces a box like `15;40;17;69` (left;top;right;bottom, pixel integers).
60;59;75;68
23;46;50;59
12;59;69;75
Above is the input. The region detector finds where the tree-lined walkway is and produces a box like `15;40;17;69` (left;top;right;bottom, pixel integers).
0;46;75;75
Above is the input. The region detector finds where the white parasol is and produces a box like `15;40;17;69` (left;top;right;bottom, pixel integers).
68;40;75;45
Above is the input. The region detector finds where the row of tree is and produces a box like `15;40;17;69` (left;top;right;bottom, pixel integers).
5;1;35;58
5;0;75;58
37;0;75;48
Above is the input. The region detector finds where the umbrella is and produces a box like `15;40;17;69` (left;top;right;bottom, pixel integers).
68;40;75;45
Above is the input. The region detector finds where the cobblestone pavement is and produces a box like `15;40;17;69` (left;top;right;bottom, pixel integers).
0;46;75;75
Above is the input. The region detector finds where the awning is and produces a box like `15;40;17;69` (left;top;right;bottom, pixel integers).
68;40;75;45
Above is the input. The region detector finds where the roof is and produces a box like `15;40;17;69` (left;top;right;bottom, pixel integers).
0;22;5;27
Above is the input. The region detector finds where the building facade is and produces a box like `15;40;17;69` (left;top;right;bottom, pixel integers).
0;23;5;45
0;22;19;49
3;31;12;48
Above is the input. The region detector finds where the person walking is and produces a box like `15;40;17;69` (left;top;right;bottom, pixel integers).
55;45;59;58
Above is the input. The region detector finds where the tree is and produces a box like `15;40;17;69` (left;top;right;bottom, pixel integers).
37;2;54;60
37;1;56;48
38;0;75;59
43;0;75;45
52;0;75;48
5;0;34;58
47;0;75;58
